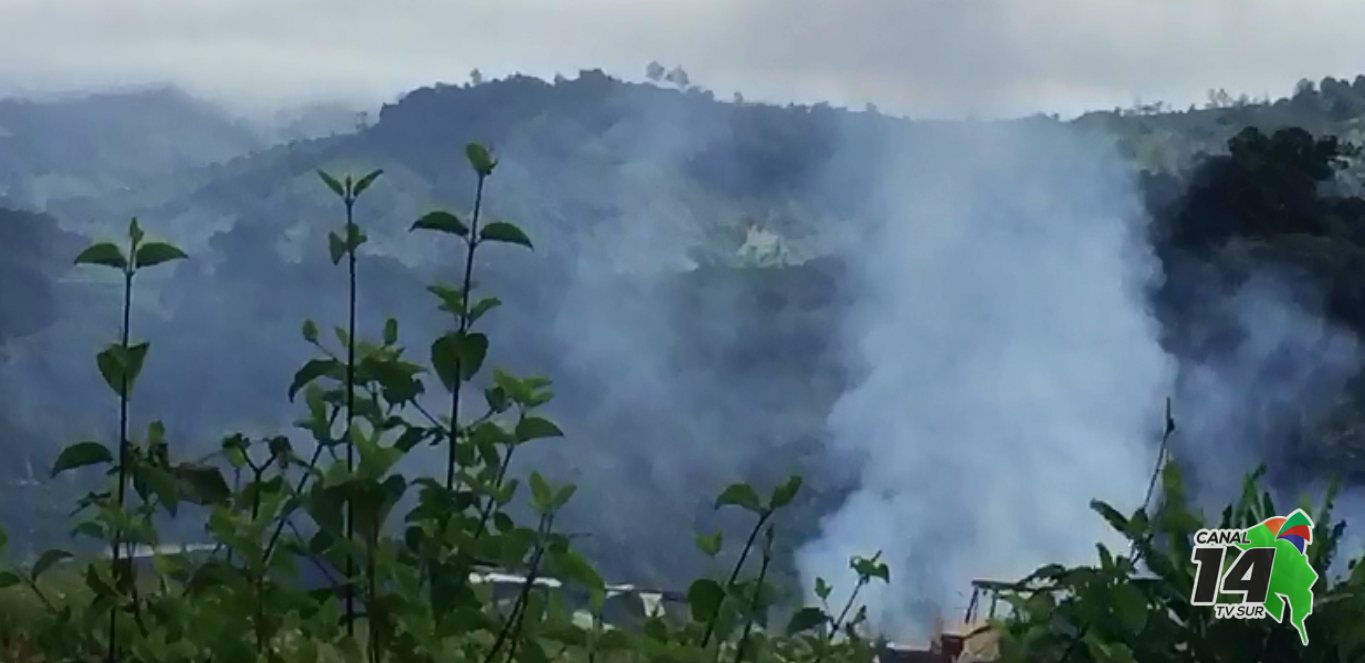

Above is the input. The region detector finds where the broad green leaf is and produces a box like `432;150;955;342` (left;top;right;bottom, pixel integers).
430;332;488;390
687;578;725;622
51;441;113;477
177;465;231;505
1112;583;1148;635
465;143;497;176
345;222;367;251
468;296;501;323
479;221;533;249
815;577;831;600
696;531;723;557
394;427;428;453
852;554;890;583
411;211;469;237
85;564;116;599
529;471;553;513
134;241;187;269
318;170;345;197
328;231;346;265
140;465;181;514
551;484;577;510
268;436;292;462
1093;499;1130;533
383;318;398;346
96;342;150;397
302;319;319;344
427;284;464;315
770;474;803;509
786;607;827;635
547;547;604;595
31;549;73;580
715;482;764;513
515;416;563;443
484;385;510;412
0;572;19;589
74;242;128;270
353;169;383;197
289;358;340;401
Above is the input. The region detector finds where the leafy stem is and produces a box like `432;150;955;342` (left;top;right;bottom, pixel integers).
448;170;486;491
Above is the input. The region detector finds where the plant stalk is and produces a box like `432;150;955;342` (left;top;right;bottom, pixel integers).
447;173;486;491
106;255;134;663
344;198;358;636
701;511;770;649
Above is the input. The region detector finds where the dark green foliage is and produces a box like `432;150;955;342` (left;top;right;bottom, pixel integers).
0;142;898;663
995;462;1365;662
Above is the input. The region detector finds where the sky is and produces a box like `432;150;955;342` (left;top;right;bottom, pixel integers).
3;0;1365;118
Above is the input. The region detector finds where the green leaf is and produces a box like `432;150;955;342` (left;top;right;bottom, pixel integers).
468;296;502;324
0;572;20;589
96;342;150;397
427;284;464;316
1112;583;1148;635
814;577;831;600
687;579;725;622
547;547;604;595
51;441;113;477
715;482;764;514
478;221;533;249
141;465;181;514
529;471;553;513
851;554;890;583
786;607;828;635
345;222;367;252
177;465;231;505
383;318;398;346
134;241;187;269
696;531;723;557
770;475;802;509
430;332;488;390
128;218;144;245
394;427;428;453
353;169;383;197
465;143;497;176
328;231;346;265
1090;500;1132;536
302;319;319;344
411;211;469;237
552;484;577;510
31;549;72;580
74;243;128;270
484;385;510;412
289;358;340;401
318;170;345;197
515;416;563;443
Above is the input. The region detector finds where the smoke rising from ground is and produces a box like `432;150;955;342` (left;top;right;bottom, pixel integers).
795;124;1176;641
1172;269;1361;504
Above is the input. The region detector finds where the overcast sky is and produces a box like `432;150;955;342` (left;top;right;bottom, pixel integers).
4;0;1365;119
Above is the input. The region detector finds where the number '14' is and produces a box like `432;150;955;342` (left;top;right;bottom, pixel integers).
1189;546;1276;605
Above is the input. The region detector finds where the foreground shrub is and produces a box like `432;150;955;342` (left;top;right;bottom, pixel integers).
2;145;888;663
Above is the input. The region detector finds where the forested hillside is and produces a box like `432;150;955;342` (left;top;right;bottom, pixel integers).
4;70;1365;660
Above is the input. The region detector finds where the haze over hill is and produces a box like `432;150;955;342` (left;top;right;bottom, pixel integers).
6;69;1365;641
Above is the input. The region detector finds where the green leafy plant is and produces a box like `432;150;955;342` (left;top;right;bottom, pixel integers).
0;142;909;663
995;462;1365;662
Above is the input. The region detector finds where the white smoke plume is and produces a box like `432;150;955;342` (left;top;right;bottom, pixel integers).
796;123;1177;641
